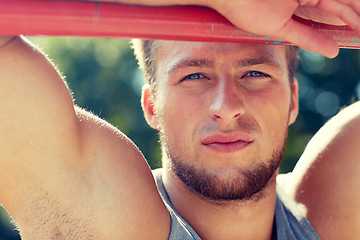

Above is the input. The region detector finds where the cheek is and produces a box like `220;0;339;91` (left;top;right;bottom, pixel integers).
250;87;291;138
158;91;202;149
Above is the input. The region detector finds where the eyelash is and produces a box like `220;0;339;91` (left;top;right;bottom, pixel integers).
181;71;270;82
181;73;207;81
242;71;271;78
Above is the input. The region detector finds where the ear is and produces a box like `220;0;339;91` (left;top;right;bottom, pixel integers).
141;84;161;130
288;78;299;126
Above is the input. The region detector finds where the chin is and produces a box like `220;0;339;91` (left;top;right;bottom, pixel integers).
169;156;280;202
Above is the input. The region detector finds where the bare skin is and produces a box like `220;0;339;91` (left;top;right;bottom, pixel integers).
0;0;360;239
286;101;360;239
0;37;170;239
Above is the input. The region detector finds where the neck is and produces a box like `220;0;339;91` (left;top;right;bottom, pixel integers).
162;168;278;240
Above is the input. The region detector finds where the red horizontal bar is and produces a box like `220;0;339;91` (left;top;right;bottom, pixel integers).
0;0;359;48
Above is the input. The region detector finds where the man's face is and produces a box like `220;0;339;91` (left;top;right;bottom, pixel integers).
143;41;298;201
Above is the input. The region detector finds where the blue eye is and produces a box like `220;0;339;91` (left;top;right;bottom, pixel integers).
244;71;270;78
181;73;206;81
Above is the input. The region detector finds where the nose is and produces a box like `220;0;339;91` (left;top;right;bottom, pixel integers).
208;79;246;122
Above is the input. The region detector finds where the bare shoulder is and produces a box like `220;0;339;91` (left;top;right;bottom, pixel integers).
284;102;360;239
75;108;171;239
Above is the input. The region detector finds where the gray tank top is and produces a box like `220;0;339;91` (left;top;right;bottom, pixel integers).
152;169;321;240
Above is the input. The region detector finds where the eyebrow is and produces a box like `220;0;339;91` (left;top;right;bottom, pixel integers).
167;56;283;75
236;57;283;70
167;58;215;75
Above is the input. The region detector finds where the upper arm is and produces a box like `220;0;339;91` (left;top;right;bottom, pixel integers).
0;36;81;207
286;102;360;239
0;37;170;238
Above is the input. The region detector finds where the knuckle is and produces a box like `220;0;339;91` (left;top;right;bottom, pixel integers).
298;0;320;7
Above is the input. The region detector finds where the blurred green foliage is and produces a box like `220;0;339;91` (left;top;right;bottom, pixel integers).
0;37;359;239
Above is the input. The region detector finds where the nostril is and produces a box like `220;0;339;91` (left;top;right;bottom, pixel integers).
210;109;244;121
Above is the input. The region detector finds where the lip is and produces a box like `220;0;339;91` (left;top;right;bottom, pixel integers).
201;132;254;153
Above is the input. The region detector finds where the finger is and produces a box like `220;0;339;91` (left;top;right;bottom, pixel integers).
275;18;339;58
318;0;360;32
298;0;321;7
336;0;360;14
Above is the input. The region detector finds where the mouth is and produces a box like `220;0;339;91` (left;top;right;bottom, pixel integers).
201;132;254;153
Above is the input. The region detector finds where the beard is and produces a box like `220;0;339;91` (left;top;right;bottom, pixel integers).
161;130;287;202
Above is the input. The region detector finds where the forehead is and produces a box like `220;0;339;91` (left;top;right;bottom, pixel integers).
155;41;287;73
